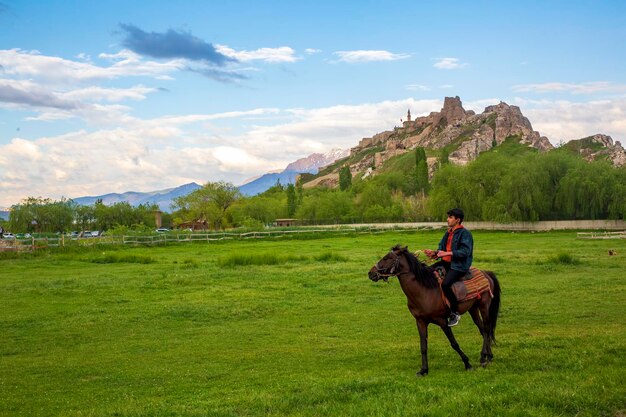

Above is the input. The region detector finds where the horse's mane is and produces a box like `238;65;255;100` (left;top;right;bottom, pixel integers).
392;244;439;288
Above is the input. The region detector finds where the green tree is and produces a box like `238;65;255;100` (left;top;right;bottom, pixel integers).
415;147;429;195
172;181;241;229
9;197;74;233
439;148;450;165
295;189;354;224
339;166;352;191
286;183;297;216
555;160;614;219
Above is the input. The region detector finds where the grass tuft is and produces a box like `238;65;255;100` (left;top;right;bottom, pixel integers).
313;251;349;262
217;252;308;267
89;253;155;264
547;252;582;265
218;251;348;267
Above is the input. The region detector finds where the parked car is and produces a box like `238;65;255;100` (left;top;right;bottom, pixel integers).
155;228;170;233
3;232;15;239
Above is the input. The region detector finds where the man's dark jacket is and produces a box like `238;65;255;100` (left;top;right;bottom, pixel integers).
437;227;473;272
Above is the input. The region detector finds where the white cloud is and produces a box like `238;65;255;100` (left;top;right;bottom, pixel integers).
0;98;440;206
433;57;467;69
0;78;83;110
61;85;157;103
512;81;626;95
305;48;322;55
511;97;626;144
406;84;431;91
215;44;300;63
334;50;411;63
0;48;183;85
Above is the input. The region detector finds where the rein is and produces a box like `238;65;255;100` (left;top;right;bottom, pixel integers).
374;250;402;282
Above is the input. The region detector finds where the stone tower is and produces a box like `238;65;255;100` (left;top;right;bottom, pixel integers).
407;109;412;122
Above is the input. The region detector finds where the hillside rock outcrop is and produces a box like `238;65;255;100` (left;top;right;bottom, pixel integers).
568;134;626;166
302;96;621;190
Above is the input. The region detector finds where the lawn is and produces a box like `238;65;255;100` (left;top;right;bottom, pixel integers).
1;230;625;416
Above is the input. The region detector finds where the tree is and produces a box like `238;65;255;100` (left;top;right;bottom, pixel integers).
286;183;297;216
9;197;74;233
439;148;450;165
172;181;241;229
415;147;429;195
339;166;352;191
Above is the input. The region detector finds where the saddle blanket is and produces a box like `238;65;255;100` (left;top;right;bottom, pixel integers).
437;267;492;306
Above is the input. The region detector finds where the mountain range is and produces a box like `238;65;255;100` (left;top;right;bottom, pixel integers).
63;148;350;212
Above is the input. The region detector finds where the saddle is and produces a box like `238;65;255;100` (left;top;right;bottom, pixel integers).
434;266;492;305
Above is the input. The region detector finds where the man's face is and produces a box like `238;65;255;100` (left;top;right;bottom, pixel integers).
447;215;460;228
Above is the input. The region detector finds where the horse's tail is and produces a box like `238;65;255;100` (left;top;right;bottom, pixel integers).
486;271;501;345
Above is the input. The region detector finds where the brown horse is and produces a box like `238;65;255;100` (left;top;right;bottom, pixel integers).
368;245;501;376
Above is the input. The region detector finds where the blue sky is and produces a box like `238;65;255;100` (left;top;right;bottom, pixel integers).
1;0;625;207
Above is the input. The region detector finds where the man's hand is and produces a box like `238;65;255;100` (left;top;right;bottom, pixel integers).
424;249;438;259
437;250;452;258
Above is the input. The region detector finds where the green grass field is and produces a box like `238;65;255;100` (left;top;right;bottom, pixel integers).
1;230;625;416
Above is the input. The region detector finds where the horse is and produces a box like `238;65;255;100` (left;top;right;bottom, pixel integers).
368;245;501;376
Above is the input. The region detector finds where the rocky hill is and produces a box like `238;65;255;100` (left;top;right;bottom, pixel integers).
302;96;625;189
561;134;626;166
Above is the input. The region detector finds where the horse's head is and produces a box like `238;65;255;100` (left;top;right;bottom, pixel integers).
368;245;409;282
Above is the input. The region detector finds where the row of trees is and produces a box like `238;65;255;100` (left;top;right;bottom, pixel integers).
3;145;625;233
428;149;626;221
3;198;171;234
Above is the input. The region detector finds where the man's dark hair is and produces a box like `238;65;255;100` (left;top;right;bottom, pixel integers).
447;208;465;223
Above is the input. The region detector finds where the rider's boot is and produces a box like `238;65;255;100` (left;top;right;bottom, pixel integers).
448;312;461;327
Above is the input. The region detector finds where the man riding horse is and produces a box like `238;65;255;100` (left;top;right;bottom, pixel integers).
424;208;473;327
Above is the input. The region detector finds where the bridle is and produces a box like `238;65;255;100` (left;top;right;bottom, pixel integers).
373;250;402;282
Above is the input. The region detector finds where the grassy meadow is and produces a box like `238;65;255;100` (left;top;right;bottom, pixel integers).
1;230;625;416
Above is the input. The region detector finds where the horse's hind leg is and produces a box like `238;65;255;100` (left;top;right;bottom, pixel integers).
470;306;490;365
479;300;494;366
441;326;472;371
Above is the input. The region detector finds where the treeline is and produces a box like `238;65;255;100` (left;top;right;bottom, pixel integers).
429;148;626;221
3;145;625;233
4;198;172;234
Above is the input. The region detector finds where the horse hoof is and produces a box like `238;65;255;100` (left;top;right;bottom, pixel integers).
465;365;473;371
480;361;489;368
416;370;428;377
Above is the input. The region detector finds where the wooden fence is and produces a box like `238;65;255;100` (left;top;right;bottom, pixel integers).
2;221;625;251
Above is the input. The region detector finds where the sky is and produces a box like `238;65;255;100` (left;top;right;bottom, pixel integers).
1;0;625;208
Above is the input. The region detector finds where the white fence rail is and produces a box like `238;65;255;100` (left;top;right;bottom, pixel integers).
2;220;626;251
576;231;626;239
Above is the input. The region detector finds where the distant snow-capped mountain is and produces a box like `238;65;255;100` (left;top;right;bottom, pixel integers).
239;148;349;196
284;148;350;172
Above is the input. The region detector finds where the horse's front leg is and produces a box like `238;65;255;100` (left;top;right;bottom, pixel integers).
441;325;473;371
416;319;429;376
